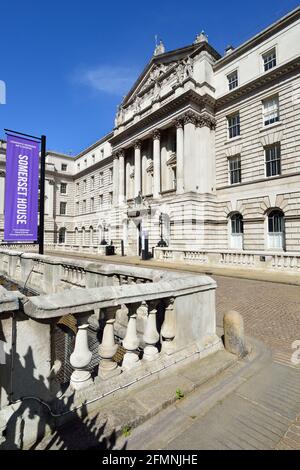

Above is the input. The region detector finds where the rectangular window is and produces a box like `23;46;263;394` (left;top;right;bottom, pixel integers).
91;197;94;212
91;176;95;190
92;154;95;164
60;182;67;194
84;159;87;167
76;201;79;215
60;202;67;215
83;179;87;192
99;195;103;209
77;163;80;171
265;144;281;177
76;182;79;196
82;200;86;213
61;163;67;171
263;96;279;126
109;192;113;207
228;113;240;139
109;168;113;184
99;172;104;187
263;48;276;72
100;149;104;159
227;71;238;91
229;156;241;185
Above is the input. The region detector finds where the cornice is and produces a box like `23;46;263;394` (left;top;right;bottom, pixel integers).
216;56;300;109
214;6;300;71
110;89;215;146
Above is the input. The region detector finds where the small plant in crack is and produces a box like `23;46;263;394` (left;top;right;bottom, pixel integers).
122;425;132;438
176;388;185;400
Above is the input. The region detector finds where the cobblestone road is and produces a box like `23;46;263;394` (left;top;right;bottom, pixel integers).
214;276;300;368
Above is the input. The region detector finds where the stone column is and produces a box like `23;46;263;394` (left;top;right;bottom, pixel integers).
0;171;5;215
113;153;119;206
70;323;93;390
152;130;161;199
46;179;54;218
134;140;142;197
183;111;197;192
174;119;184;194
196;114;217;193
118;149;125;205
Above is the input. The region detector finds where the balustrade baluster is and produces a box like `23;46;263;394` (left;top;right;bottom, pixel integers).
122;304;141;369
98;314;120;379
70;322;93;390
143;301;160;361
161;298;176;354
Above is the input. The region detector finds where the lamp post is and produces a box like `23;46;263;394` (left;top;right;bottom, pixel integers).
157;213;168;247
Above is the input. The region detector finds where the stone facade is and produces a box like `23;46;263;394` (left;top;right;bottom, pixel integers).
1;7;300;260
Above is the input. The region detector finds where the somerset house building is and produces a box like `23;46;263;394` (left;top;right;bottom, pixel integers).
1;7;300;270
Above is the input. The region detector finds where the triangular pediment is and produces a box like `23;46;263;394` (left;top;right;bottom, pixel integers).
113;41;221;129
122;44;198;107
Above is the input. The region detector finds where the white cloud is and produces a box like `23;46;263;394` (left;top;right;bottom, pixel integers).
74;64;138;96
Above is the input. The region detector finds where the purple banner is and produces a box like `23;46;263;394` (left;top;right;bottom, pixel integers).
4;134;39;242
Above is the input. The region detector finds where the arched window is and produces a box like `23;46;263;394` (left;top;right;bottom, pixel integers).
268;210;285;250
82;227;86;246
74;228;78;245
230;213;244;250
89;226;94;246
58;227;66;244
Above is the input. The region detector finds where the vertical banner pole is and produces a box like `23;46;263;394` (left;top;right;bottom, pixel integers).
39;135;46;255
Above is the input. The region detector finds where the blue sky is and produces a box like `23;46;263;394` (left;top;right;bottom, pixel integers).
0;0;299;155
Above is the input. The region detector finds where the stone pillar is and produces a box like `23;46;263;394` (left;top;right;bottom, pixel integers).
46;179;54;218
196;114;216;194
0;171;5;215
118;149;125;205
223;310;247;358
161;298;176;354
152;130;161;199
70;323;93;390
143;301;160;361
134;140;142;197
122;305;141;370
183;111;197;192
174;119;184;194
98;316;120;379
113;153;119;206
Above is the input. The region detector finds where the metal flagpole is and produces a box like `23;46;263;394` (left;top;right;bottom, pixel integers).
39;135;46;254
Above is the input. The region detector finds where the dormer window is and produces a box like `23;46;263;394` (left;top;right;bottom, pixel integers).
263;48;276;72
227;70;238;91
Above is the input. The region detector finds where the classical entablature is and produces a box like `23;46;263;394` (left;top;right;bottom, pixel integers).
110;89;216;148
113;41;221;132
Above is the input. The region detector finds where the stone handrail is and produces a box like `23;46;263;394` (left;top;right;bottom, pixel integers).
154;247;300;272
0;248;221;399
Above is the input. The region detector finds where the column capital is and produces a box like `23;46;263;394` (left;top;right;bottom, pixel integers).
133;139;142;150
117;148;125;159
112;151;119;160
173;118;184;129
197;113;217;130
152;129;161;141
183;110;198;125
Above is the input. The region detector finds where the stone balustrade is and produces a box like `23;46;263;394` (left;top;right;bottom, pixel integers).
0;248;221;400
155;247;300;273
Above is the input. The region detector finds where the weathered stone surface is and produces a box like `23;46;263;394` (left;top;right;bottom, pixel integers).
223;310;247;357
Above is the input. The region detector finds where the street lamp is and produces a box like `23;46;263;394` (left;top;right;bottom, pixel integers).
157;213;168;247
